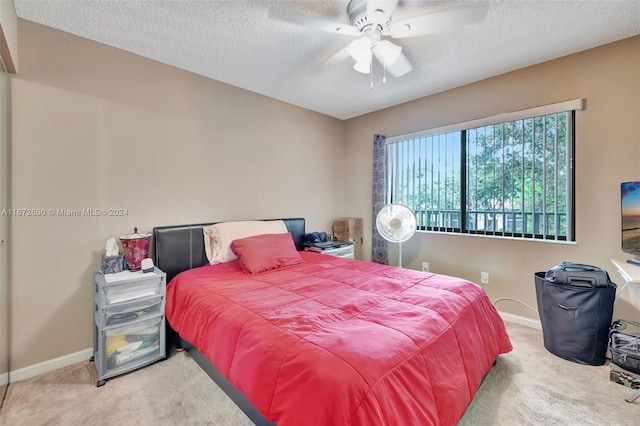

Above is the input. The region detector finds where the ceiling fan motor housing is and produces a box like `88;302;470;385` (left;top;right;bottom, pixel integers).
348;0;392;33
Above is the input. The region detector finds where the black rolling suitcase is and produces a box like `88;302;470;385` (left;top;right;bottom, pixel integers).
534;261;617;366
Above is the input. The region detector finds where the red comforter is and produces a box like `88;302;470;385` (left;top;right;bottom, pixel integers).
166;252;512;425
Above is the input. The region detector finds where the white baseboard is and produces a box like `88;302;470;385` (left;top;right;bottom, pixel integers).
499;311;542;330
0;372;7;386
9;347;93;383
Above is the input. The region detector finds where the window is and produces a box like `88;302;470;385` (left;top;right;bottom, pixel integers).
386;100;581;241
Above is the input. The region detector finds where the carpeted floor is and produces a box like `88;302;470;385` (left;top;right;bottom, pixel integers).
460;323;638;425
0;322;638;425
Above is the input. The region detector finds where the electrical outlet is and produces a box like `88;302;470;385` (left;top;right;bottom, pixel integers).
480;272;490;285
421;262;429;272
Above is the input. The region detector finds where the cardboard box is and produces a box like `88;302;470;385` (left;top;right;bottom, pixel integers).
332;217;362;260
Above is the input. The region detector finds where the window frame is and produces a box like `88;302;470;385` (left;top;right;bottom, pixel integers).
385;99;582;242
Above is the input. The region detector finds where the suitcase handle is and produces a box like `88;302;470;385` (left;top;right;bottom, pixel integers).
560;262;611;288
610;319;640;337
545;262;613;288
565;276;596;287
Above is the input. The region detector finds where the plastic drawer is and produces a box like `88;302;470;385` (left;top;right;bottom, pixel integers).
98;315;165;378
329;246;355;259
99;275;164;305
97;296;164;327
321;245;355;259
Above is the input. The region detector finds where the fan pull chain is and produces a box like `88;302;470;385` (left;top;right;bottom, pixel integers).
370;59;374;89
383;60;387;84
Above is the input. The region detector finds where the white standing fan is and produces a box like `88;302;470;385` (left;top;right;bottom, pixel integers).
376;204;416;267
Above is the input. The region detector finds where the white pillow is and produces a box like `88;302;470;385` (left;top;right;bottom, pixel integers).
203;220;288;265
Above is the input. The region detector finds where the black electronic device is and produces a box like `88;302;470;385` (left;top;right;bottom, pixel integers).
626;259;640;267
304;231;328;244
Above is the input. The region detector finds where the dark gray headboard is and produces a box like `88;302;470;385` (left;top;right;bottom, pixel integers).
153;218;305;282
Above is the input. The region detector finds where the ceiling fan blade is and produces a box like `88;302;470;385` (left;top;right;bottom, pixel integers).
386;3;489;39
268;8;359;36
383;51;413;77
315;46;353;74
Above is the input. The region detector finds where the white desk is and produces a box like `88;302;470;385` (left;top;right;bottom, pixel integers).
611;259;640;305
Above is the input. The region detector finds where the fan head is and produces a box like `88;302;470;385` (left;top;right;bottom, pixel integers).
376;204;417;243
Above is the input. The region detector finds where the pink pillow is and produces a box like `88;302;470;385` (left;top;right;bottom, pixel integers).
230;233;302;274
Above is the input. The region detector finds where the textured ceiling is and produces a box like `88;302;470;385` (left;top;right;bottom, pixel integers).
13;0;640;120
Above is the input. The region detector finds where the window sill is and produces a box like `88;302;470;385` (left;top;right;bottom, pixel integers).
416;229;578;245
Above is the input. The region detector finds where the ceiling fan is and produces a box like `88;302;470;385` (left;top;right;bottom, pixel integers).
269;0;488;83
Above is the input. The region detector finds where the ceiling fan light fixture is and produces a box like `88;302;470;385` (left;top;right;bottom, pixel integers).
386;52;413;77
373;40;402;65
348;37;373;62
353;56;372;74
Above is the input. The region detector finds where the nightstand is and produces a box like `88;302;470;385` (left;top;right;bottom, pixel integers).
92;267;166;387
305;242;355;259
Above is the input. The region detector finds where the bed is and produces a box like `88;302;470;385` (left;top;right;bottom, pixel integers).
153;218;512;426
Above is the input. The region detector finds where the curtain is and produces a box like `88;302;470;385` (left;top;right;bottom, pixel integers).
371;134;388;265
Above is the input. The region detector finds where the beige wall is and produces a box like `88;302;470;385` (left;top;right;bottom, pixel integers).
10;20;346;369
344;35;640;322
